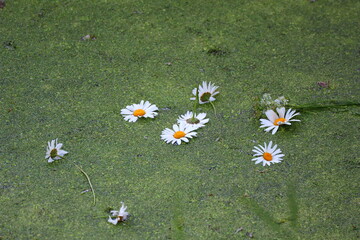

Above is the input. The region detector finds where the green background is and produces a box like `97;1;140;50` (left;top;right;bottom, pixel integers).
1;0;359;239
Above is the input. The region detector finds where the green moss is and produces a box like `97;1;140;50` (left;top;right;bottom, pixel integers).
1;0;359;239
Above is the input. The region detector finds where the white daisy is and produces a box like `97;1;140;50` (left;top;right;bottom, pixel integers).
252;141;285;166
260;107;300;134
190;81;219;104
120;100;158;122
161;122;197;145
45;139;68;163
177;111;209;129
108;202;129;225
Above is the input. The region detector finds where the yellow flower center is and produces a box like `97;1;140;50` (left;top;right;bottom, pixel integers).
263;152;273;161
50;148;58;158
133;109;145;117
173;131;186;139
274;118;286;126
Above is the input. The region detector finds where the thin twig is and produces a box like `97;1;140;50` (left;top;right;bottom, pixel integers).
73;162;96;206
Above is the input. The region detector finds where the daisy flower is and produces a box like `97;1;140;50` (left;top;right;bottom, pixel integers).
45;139;68;163
161;122;197;145
177;111;209;129
108;202;129;225
190;81;219;104
252;141;284;166
260;107;300;135
120;100;158;122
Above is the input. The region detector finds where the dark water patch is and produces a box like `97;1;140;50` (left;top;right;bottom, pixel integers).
3;41;16;50
206;47;228;56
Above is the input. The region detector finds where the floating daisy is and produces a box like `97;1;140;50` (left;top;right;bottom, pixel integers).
108;202;129;225
120;100;158;122
252;141;284;166
177;111;209;129
260;107;300;134
161;122;197;145
45;139;68;163
190;81;219;104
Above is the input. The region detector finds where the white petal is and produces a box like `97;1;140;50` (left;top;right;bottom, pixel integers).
265;126;276;132
125;115;138;122
271;126;279;135
260;119;274;128
197;113;206;119
265;109;278;122
121;109;133;115
58;150;68;156
50;139;56;149
276;107;286;118
272;149;282;156
146;105;158;112
110;210;119;216
253;146;263;153
142;101;151;109
192;88;197;96
108;217;118;225
181;137;189;142
55;143;63;149
173;124;179;132
252;150;263;155
126;105;135;111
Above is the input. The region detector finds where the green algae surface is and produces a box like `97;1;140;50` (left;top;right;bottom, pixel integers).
1;0;359;239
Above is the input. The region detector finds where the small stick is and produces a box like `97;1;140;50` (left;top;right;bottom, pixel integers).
73;162;96;206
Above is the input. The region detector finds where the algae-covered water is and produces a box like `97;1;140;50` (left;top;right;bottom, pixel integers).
1;0;359;239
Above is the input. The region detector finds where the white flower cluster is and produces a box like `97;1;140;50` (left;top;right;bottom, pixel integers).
43;82;304;229
118;81;217;145
161;111;210;145
44;82;218;227
260;93;289;111
159;81;218;145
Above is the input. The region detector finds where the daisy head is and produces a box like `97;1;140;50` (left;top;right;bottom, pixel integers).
177;111;209;130
161;122;197;145
260;107;300;135
190;81;219;104
120;100;158;122
45;139;68;163
108;202;129;225
252;141;284;166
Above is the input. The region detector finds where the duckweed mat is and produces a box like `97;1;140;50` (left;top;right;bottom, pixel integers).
1;0;359;239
